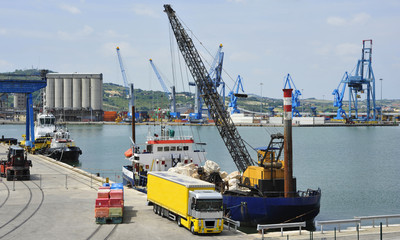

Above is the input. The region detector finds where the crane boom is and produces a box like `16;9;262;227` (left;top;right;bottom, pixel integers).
149;59;171;95
164;4;255;172
116;47;130;97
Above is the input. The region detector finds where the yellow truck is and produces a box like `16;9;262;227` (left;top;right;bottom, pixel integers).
147;171;224;234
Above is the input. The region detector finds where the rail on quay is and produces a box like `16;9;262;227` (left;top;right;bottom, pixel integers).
355;214;400;228
223;217;240;231
257;222;306;239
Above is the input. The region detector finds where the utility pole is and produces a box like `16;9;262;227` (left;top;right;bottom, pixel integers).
260;82;263;114
380;78;383;121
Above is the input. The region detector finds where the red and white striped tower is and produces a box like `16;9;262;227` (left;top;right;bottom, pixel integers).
283;88;294;198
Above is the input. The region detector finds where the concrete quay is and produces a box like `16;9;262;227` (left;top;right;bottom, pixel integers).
1;144;400;240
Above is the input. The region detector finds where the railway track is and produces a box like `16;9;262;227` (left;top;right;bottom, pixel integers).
0;180;44;239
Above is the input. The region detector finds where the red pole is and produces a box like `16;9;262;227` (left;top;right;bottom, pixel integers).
283;88;294;197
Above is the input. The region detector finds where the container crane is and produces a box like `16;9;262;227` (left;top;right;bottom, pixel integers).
228;75;247;115
332;72;348;119
189;44;226;121
164;4;254;173
116;47;130;98
149;59;178;118
332;40;377;121
283;74;302;117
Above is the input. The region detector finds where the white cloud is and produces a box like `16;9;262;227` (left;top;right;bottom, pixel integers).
132;5;159;18
352;13;371;24
229;51;258;62
57;25;93;41
326;17;346;26
327;13;371;26
59;4;81;14
335;43;359;57
0;28;6;35
0;59;12;70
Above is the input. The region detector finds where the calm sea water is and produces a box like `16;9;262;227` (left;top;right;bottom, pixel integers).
2;123;400;224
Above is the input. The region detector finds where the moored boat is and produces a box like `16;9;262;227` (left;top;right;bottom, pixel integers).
122;126;207;192
45;127;82;163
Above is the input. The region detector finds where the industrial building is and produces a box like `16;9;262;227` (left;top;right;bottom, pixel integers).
45;73;103;121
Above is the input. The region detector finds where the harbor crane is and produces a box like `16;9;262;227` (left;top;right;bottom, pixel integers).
332;40;377;121
332;72;348;119
149;59;178;118
228;75;247;115
283;74;302;117
164;4;254;173
164;3;299;198
189;44;226;121
116;47;130;98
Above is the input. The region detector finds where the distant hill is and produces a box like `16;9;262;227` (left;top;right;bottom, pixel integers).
1;69;399;113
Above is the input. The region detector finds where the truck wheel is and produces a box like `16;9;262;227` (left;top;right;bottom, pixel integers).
191;224;197;235
160;208;164;218
25;170;30;180
6;170;12;181
177;216;182;227
157;206;161;216
153;204;157;214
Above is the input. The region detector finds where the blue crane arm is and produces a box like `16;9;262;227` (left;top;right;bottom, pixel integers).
333;72;348;107
116;47;130;96
149;59;171;95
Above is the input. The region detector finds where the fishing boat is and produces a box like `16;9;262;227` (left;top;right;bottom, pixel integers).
122;126;207;193
44;126;82;163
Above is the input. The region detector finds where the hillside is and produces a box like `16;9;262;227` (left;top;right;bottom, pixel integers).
1;69;399;114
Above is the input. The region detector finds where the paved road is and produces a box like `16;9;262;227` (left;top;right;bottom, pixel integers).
0;144;399;240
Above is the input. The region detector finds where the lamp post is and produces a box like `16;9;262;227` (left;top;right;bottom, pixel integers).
260;83;263;114
380;78;383;121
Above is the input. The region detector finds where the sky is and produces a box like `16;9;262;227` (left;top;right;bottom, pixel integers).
1;0;399;100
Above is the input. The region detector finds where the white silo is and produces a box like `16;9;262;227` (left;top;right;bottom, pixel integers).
63;77;73;109
45;77;55;109
82;78;90;109
73;77;82;110
54;78;64;109
90;76;101;110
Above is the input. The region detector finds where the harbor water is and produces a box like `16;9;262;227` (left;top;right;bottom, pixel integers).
2;123;400;226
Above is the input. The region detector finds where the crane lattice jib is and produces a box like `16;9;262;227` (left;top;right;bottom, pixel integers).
164;4;254;172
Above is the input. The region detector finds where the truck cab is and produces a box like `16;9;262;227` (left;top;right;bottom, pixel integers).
188;190;224;234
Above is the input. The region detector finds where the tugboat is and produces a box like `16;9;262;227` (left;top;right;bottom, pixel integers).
122;125;207;192
45;126;82;163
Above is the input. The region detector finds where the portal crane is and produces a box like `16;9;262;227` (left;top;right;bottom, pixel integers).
283;74;302;117
116;47;130;98
332;72;348;119
165;4;299;200
228;75;247;115
149;59;178;117
0;70;48;147
332;40;377;121
189;44;226;121
164;4;255;172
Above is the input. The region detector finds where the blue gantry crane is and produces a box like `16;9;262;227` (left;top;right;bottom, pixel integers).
0;70;48;147
189;44;226;121
283;74;302;117
228;75;247;115
149;59;179;118
332;72;348;119
116;47;130;98
332;40;377;121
